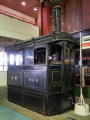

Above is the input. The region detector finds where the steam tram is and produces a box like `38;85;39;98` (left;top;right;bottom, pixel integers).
6;7;78;115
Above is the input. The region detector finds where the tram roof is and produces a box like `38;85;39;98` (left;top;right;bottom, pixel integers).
6;31;79;51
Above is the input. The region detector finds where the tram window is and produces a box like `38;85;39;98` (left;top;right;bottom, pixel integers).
24;49;33;65
49;44;62;64
9;54;15;65
16;51;23;66
34;48;46;64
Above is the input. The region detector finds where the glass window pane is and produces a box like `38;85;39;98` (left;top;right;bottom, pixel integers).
34;48;46;64
9;54;15;65
49;44;62;64
16;51;23;66
25;49;33;65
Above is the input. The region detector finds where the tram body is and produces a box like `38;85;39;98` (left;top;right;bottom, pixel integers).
6;7;78;115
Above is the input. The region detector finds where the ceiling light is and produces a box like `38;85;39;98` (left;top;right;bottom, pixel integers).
21;1;26;6
33;8;38;11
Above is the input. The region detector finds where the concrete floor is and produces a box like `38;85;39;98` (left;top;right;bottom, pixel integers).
0;86;90;120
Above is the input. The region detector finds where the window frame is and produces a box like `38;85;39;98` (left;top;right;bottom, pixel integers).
33;45;47;65
24;47;34;66
48;42;63;65
8;50;24;66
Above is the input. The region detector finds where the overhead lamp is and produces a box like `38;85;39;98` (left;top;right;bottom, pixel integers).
33;8;38;11
21;1;26;6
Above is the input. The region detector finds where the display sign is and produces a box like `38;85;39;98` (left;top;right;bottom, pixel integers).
42;0;62;6
82;36;90;49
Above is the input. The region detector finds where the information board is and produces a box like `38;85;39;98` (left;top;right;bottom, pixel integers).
82;36;90;49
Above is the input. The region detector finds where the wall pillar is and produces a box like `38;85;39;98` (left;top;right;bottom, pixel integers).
37;4;43;36
42;6;50;35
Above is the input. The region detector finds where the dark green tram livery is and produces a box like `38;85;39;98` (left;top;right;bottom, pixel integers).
6;7;78;115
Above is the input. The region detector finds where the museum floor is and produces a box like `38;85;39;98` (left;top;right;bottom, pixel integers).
0;87;90;120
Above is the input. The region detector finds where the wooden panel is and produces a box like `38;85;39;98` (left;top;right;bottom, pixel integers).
65;0;82;33
65;0;90;32
82;0;90;30
65;7;82;33
65;0;81;12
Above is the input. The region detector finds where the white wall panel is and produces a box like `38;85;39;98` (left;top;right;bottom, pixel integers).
0;72;7;86
0;14;39;40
